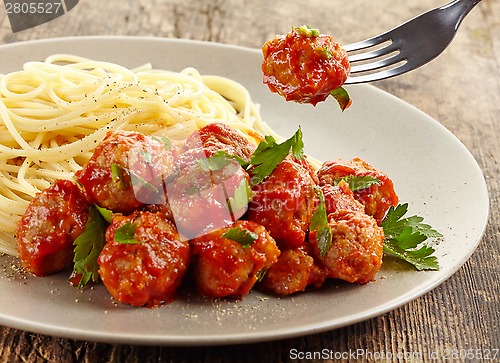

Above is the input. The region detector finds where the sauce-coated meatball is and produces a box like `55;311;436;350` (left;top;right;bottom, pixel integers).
77;130;175;214
262;26;350;106
165;157;251;239
190;220;280;299
177;122;257;168
310;209;384;284
98;211;190;307
321;181;364;215
16;179;89;277
318;158;398;223
260;247;325;295
166;123;253;239
247;156;317;250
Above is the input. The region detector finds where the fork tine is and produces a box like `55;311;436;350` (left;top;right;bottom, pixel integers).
345;61;414;85
343;32;392;52
347;42;399;63
350;52;406;74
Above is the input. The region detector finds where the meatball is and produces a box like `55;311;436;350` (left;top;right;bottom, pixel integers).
98;211;190;307
262;25;350;106
166;123;254;239
165;157;251;240
321;181;364;215
177;122;257;168
142;203;174;222
317;157;399;223
190;220;280;299
77;130;176;214
16;179;89;277
260;247;325;295
310;209;384;284
247;156;317;250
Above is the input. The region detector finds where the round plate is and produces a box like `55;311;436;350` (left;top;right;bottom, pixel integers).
0;36;489;346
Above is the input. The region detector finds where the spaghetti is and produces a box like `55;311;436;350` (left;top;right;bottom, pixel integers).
0;54;282;255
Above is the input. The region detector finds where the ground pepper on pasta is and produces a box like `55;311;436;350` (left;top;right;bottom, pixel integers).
0;55;268;255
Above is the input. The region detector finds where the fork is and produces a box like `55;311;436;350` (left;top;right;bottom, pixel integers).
343;0;483;84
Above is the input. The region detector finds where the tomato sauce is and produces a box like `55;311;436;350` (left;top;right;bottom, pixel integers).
262;27;350;105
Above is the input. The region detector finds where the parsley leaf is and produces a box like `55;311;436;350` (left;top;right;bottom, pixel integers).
222;227;258;248
255;269;267;282
227;178;253;217
290;129;305;160
314;46;333;59
381;203;442;271
114;222;140;244
381;204;442;240
205;150;250;170
197;152;240;172
111;163;130;190
249;127;304;185
334;175;380;191
330;87;352;112
112;163;159;193
310;186;333;257
71;205;107;288
95;204;114;223
293;25;320;37
141;150;153;165
152;134;173;151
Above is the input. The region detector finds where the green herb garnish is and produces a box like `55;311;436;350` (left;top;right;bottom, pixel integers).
314;46;333;59
294;25;320;37
381;203;442;270
249;127;304;185
112;163;159;193
114;221;140;245
255;269;267;282
310;186;333;257
330;86;352;112
334;175;380;191
152;134;173;151
111;163;130;190
197;152;239;172
71;205;107;288
210;150;250;169
227;178;253;217
222;227;258;248
141;150;153;165
95;204;114;223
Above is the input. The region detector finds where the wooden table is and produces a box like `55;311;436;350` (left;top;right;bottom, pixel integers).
1;0;498;361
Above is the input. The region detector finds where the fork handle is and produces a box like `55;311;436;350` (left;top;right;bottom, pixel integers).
444;0;483;29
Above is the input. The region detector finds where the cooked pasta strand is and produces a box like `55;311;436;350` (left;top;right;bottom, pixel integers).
0;55;269;255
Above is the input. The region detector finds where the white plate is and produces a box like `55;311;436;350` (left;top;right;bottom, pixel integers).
0;36;489;346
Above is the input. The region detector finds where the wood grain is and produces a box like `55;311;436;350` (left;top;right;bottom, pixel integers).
0;0;499;362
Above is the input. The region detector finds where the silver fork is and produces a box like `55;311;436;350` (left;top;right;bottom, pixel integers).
343;0;483;84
